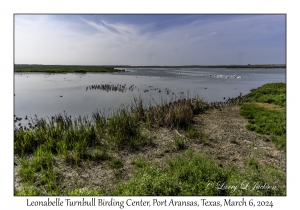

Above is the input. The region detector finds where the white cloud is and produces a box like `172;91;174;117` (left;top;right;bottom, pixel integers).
14;15;285;65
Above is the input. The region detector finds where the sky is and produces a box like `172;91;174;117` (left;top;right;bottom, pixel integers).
14;14;286;66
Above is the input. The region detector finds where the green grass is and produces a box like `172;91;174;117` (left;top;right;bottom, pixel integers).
18;155;62;195
184;126;208;143
243;82;286;107
112;149;285;196
106;109;148;150
173;136;185;150
132;156;148;169
14;96;208;155
14;85;286;196
240;82;286;150
67;188;105;196
16;150;285;196
226;157;286;196
109;159;123;169
15;184;39;196
14;110;149;157
14;95;209;195
14;64;121;73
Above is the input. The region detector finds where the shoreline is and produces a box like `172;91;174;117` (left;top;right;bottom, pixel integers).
116;64;286;69
14;83;286;196
14;65;124;73
14;64;286;72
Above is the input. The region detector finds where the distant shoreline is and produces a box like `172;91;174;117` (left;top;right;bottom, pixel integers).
14;65;123;73
116;64;286;69
14;64;286;70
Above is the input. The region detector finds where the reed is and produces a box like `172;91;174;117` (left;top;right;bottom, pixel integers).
13;92;239;157
14;85;285;196
130;95;209;129
14;93;210;195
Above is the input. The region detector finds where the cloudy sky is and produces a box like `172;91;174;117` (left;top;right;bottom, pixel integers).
14;14;286;66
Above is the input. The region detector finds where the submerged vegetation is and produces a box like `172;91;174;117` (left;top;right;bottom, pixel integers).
14;83;286;196
14;64;123;73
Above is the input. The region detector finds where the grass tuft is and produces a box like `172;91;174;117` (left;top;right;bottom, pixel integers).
173;136;185;150
109;159;123;169
185;126;208;143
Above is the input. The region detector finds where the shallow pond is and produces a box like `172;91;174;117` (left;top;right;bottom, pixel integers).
14;67;285;125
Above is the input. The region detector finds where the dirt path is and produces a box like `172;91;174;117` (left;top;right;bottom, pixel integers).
14;106;286;194
192;106;286;172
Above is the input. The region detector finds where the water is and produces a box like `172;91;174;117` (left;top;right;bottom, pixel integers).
14;68;285;125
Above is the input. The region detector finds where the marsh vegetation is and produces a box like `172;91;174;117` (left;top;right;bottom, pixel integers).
14;83;286;196
14;67;285;123
14;64;123;73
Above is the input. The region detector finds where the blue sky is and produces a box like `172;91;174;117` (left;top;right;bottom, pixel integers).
14;14;286;65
